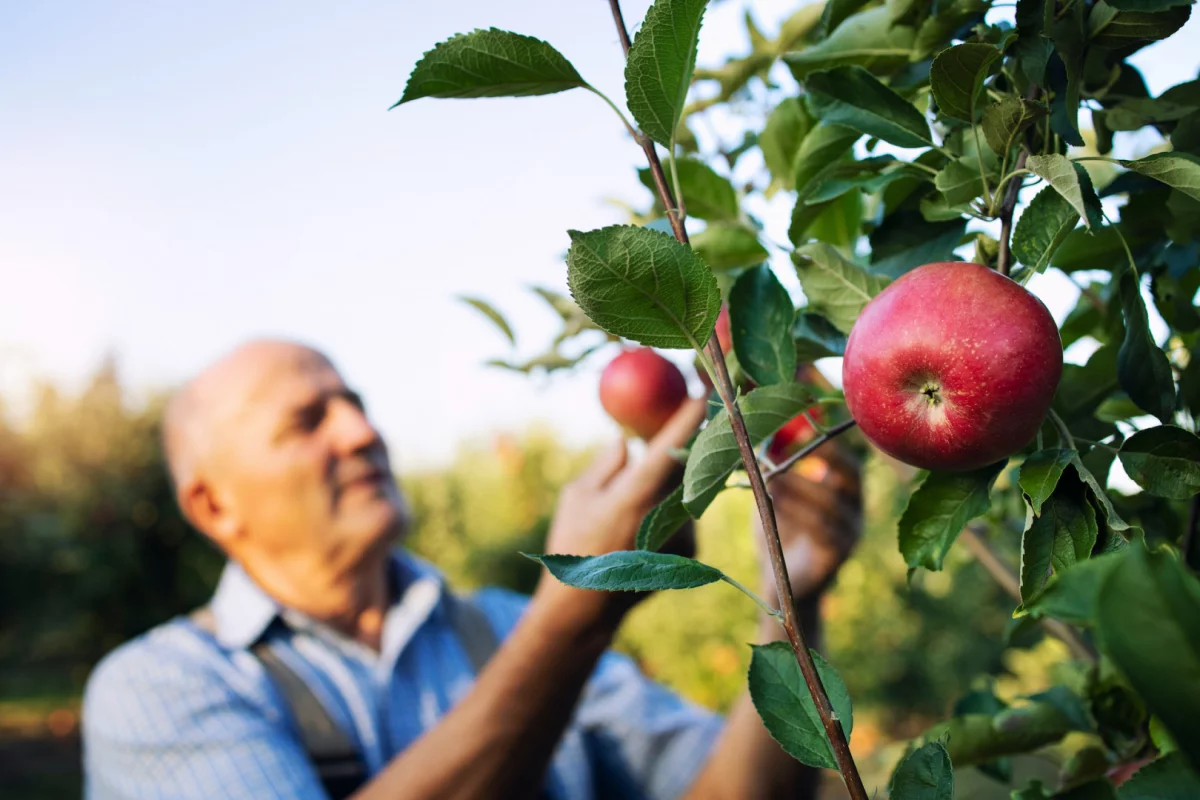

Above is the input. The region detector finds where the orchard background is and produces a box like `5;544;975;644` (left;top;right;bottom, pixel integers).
4;0;1200;797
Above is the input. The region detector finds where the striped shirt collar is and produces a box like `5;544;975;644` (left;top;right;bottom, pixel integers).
208;548;446;654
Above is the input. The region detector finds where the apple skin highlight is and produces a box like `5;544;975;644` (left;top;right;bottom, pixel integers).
842;262;1063;472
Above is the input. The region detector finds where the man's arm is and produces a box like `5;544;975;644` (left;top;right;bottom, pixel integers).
355;398;710;800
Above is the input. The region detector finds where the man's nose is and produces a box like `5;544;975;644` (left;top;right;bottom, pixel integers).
328;397;382;454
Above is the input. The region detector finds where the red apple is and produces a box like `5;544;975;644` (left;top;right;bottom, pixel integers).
768;408;823;461
842;262;1062;472
714;304;733;354
600;347;688;440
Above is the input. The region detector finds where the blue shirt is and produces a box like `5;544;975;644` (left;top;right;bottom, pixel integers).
82;550;723;799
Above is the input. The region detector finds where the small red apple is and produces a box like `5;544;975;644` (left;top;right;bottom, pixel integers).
842;262;1062;472
600;347;688;440
1106;754;1156;787
768;408;823;461
714;304;733;354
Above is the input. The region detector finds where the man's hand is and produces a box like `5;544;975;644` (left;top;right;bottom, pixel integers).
539;396;708;621
754;438;863;604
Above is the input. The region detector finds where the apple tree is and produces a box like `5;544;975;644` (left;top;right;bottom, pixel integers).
394;0;1200;795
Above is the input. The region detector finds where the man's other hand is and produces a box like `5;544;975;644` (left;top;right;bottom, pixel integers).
754;439;863;603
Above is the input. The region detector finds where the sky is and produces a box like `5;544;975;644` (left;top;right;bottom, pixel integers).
3;0;1198;468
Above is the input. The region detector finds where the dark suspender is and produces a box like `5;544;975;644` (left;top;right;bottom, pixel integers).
189;592;498;800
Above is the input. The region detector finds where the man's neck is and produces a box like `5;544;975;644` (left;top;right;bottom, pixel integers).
243;545;395;651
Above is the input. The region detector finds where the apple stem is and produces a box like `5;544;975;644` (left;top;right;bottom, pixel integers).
606;4;868;797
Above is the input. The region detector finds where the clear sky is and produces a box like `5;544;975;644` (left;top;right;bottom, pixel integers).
3;1;1198;468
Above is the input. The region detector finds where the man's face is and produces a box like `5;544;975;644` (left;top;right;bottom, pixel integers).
208;347;406;564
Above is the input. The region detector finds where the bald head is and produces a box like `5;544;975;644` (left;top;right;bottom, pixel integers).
163;339;330;491
164;337;405;574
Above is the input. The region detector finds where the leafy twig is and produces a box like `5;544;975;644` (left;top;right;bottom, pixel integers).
959;527;1097;663
606;3;868;798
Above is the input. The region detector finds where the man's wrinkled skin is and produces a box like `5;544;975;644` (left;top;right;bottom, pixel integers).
163;338;862;799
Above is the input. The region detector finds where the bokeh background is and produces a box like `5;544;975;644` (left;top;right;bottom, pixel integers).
3;0;1198;797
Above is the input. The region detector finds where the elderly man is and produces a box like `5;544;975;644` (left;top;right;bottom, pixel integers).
83;339;861;800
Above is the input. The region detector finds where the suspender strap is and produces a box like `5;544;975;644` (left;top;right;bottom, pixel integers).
188;592;501;800
189;607;368;799
444;592;500;674
251;642;368;799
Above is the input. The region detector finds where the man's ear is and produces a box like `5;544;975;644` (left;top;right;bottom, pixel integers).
178;478;240;549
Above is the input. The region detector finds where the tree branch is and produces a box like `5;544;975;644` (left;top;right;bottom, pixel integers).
996;85;1040;277
606;3;867;797
996;148;1028;277
959;527;1097;663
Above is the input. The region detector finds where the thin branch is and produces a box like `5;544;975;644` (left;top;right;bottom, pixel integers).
606;3;867;797
763;419;858;482
996;149;1028;277
996;85;1040;276
959;527;1097;663
1048;409;1077;451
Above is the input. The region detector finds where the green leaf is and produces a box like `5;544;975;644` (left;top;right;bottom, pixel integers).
889;741;954;800
807;189;865;250
683;383;815;516
748;643;854;769
1089;3;1193;49
565;225;721;350
934;158;986;205
805;66;934;148
1117;268;1177;423
689;222;770;272
1104;97;1198;131
1120;153;1200;203
1117;752;1200;799
898;461;1007;572
912;0;990;60
1118;426;1200;500
1071;454;1136;541
930;43;1001;122
394;29;590;105
1019;473;1099;605
982;97;1047;156
1025;155;1104;230
793;311;848;361
760;98;815;191
624;0;708;147
793;125;863;196
785;7;916;78
458;296;516;346
1012;186;1081;274
792;242;889;333
636;486;692;552
640;159;739;222
1098;543;1200;768
526;551;723;591
924;702;1077;768
1024;552;1121;626
1020;449;1076;516
1048;0;1087;145
729;266;797;387
1105;0;1193;11
868;214;967;279
674;159;739;222
1051;226;1127;274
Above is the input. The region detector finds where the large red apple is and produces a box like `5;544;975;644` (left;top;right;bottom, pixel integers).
842;262;1062;472
600;347;688;440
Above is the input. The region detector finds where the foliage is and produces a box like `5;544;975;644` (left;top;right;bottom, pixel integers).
397;0;1200;793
